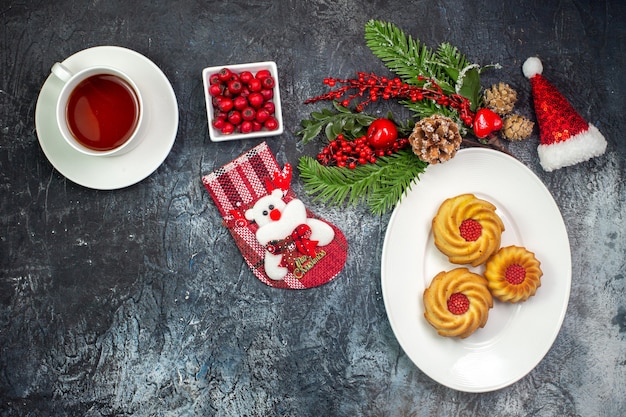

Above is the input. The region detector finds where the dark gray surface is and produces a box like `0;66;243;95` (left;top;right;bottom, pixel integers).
1;0;625;416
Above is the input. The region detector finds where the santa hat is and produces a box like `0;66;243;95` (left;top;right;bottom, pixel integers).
522;57;607;172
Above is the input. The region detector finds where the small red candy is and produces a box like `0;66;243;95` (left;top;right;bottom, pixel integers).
447;292;470;315
473;108;503;138
505;264;526;285
459;219;482;241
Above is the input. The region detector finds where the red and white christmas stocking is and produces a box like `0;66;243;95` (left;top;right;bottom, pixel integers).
202;142;348;289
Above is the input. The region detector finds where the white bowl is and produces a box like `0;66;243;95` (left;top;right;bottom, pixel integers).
202;61;284;142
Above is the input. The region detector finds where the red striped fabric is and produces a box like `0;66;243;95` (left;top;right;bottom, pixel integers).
202;142;348;289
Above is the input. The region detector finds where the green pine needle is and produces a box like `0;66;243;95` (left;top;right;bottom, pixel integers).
298;150;428;215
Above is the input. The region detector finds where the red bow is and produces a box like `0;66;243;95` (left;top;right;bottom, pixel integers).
290;224;318;257
267;224;319;271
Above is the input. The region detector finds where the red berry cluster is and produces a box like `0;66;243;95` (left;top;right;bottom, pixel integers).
317;134;409;169
305;72;475;127
208;67;279;135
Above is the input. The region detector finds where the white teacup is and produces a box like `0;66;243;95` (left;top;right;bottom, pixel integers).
51;62;144;157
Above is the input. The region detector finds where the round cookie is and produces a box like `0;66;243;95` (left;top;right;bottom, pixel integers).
423;268;494;338
432;193;505;267
484;245;543;303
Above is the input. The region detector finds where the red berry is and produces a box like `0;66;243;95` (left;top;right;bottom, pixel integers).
212;118;225;129
252;121;263;132
447;293;470;315
248;78;262;92
216;111;229;122
221;122;235;134
227;80;243;95
217;67;232;82
239;71;254;84
255;108;270;123
459;219;482;241
263;101;275;114
240;120;253;134
233;95;248;110
241;107;256;121
255;69;271;80
264;116;279;131
260;88;274;101
247;92;264;108
209;73;221;85
505;264;526;285
217;97;234;112
228;110;242;125
239;86;250;98
262;76;275;89
208;84;222;97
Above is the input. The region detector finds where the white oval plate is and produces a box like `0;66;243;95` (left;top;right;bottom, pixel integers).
35;46;178;190
381;148;571;392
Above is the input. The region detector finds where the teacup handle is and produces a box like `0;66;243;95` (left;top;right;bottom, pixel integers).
51;62;73;83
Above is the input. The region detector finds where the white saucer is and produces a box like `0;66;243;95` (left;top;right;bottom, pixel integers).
35;46;179;190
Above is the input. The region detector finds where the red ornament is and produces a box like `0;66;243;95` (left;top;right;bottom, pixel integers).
366;118;398;149
473;108;502;138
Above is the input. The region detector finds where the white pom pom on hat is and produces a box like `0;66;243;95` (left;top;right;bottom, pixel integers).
522;57;543;78
523;56;607;171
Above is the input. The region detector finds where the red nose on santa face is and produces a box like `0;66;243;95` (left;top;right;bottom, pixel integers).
269;208;282;221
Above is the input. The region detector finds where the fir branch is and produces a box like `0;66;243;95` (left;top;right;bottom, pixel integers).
296;102;375;144
436;42;472;78
298;149;428;215
399;99;469;136
365;20;497;112
364;20;454;93
400;98;456;119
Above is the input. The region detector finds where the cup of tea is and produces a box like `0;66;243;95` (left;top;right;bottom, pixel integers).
51;62;144;157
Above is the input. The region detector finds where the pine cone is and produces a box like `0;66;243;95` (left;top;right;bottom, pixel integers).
408;115;462;164
483;82;517;116
501;114;534;141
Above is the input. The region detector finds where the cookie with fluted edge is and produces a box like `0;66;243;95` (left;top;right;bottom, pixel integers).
432;193;505;267
423;268;494;338
484;245;543;303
